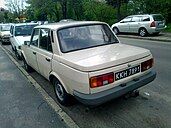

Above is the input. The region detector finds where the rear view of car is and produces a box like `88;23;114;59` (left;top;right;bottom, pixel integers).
0;24;11;44
111;14;166;37
148;14;166;35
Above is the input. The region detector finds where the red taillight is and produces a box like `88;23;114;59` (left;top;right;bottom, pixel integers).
150;21;156;27
141;58;154;72
90;72;114;88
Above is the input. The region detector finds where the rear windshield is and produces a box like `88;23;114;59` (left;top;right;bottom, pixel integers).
15;24;37;36
152;15;164;21
0;25;11;31
57;24;119;53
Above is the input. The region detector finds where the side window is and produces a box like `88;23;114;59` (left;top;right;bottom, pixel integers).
39;28;52;52
142;16;150;21
131;17;141;22
30;29;39;47
120;17;132;23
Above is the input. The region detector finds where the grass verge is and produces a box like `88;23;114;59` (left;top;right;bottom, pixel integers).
164;23;171;33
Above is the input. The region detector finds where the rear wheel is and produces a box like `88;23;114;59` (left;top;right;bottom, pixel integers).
1;41;5;45
11;45;15;51
23;57;32;72
139;28;148;37
15;50;21;60
53;78;72;106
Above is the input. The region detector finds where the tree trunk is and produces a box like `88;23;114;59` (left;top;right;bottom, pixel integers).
117;0;121;21
61;0;67;19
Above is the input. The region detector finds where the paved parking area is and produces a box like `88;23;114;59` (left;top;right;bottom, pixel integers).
0;45;67;128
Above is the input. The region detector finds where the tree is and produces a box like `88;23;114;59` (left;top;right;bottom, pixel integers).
106;0;129;21
128;0;171;22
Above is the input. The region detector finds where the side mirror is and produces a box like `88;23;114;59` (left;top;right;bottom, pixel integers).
24;41;30;45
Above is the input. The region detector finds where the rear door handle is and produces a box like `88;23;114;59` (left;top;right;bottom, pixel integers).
33;52;36;55
46;58;51;62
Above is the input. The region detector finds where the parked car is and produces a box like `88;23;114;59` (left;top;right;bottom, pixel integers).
111;14;166;37
21;21;156;106
0;24;11;44
10;23;38;59
59;19;75;22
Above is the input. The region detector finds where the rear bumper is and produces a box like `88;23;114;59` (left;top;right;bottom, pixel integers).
148;26;166;34
73;71;156;106
2;37;10;43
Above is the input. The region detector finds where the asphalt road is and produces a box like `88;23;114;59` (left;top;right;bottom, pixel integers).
1;37;171;128
0;45;67;128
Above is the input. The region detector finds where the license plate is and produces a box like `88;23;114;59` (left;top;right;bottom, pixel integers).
158;22;164;26
115;65;140;81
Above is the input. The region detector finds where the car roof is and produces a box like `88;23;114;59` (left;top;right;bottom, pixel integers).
34;21;106;30
13;22;38;26
128;14;162;17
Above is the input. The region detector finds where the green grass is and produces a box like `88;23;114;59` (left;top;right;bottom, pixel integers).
164;23;171;33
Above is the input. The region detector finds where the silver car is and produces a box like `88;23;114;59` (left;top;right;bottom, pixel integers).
111;14;166;37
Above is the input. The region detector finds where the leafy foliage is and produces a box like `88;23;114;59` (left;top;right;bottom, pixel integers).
128;0;171;22
3;0;171;25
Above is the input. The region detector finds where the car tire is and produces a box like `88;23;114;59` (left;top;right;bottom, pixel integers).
15;50;22;60
1;41;4;45
53;78;72;106
11;45;15;51
23;57;32;72
113;27;119;35
139;28;148;37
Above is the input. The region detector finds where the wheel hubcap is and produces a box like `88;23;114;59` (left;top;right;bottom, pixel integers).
140;29;146;36
55;83;64;101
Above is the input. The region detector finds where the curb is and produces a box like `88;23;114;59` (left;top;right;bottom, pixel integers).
0;45;79;128
118;35;171;42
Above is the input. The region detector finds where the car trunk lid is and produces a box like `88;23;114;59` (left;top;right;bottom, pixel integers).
59;43;151;72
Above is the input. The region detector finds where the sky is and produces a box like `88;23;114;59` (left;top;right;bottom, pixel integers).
0;0;6;8
0;0;27;10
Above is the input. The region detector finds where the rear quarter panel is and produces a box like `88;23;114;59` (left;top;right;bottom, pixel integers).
51;54;90;95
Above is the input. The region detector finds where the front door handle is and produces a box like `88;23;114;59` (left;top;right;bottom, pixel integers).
33;52;36;55
46;58;51;62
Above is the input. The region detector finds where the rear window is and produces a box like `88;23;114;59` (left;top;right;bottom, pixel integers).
152;15;164;21
15;24;37;36
57;24;119;53
0;25;11;31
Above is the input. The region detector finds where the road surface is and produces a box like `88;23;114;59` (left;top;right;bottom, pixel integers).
1;37;171;128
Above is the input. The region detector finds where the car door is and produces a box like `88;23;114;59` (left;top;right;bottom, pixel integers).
24;28;40;72
36;28;53;79
118;17;132;32
129;16;141;33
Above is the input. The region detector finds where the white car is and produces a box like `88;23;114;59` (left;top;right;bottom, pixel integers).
0;24;11;44
21;21;156;106
111;14;166;37
10;23;38;59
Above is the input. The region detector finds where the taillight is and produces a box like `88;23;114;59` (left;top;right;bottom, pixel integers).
141;58;154;72
90;72;114;88
150;21;156;27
